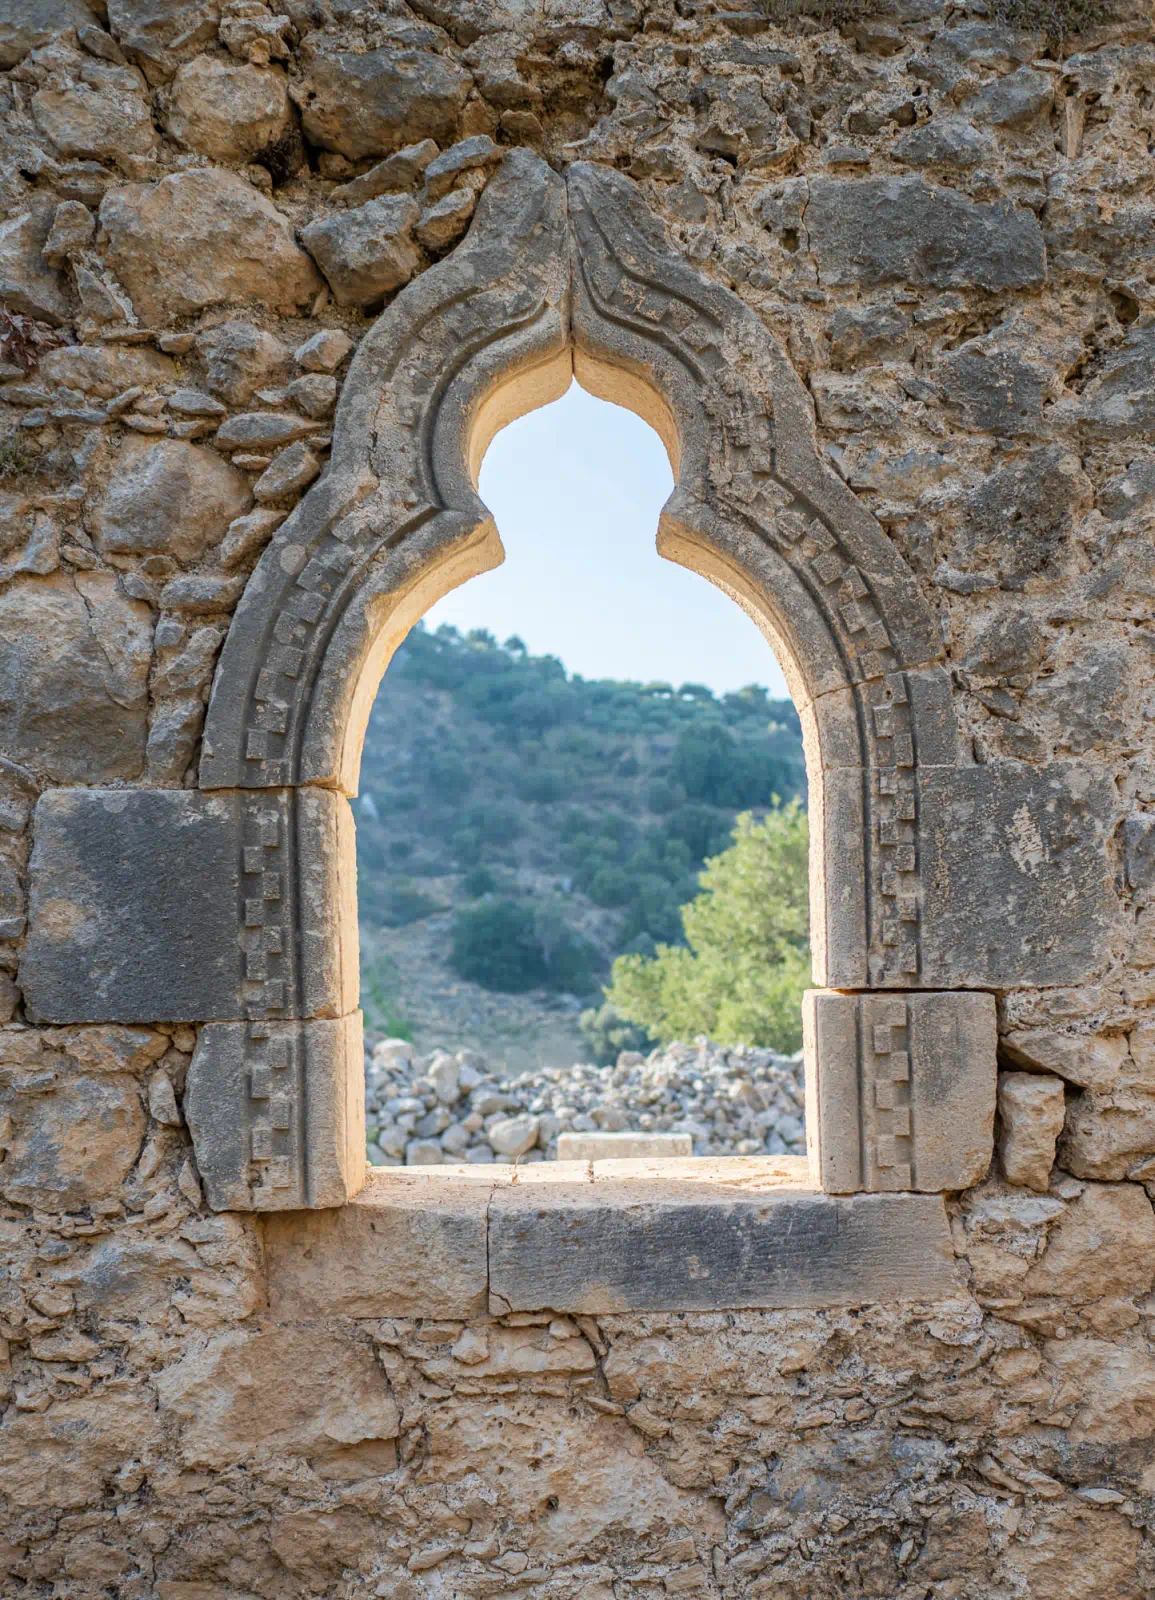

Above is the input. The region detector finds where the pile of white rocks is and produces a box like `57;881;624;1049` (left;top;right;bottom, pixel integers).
364;1037;807;1167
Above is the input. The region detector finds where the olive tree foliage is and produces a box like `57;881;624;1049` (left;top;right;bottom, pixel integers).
606;803;810;1053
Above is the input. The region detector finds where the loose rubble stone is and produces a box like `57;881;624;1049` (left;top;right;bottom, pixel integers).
300;195;421;307
893;114;996;167
253;441;321;504
364;1037;809;1167
32;64;157;162
294;327;353;373
806;176;1047;290
100;169;322;322
294;41;472;161
0;0;96;67
197;320;292;404
164;54;291;163
332;139;439;205
998;1071;1066;1191
93;437;252;562
156;1327;400;1468
416;186;477;251
41;198;96;265
39;341;174;395
0;200;70;323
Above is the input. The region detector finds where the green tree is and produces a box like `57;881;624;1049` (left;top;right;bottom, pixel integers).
606;803;810;1052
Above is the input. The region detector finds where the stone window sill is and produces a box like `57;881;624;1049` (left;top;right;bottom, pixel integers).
263;1159;958;1320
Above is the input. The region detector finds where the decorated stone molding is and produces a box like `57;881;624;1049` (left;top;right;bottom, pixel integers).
18;153;1121;1214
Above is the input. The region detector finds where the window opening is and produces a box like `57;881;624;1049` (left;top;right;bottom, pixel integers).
354;383;811;1172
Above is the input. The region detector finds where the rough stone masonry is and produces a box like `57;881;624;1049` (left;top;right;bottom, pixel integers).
0;0;1153;1595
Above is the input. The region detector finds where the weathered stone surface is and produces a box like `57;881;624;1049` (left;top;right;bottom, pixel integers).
294;327;353;373
0;1392;158;1510
93;437;251;563
951;446;1090;586
214;411;322;450
196;319;292;404
0;0;96;67
422;133;502;199
1003;1027;1129;1092
964;66;1053;128
997;1071;1065;1191
21;787;357;1025
1059;1088;1155;1180
918;763;1119;988
0;572;151;782
806;176;1047;290
186;1013;365;1212
804;990;996;1193
0;200;70;323
32;63;157;162
252;442;322;504
100;170;322;323
0;1045;145;1208
1026;1181;1155;1303
264;1168;490;1317
39;340;174;395
104;0;219;80
294;41;472;160
164;55;291;162
331;139;439;206
1070;327;1155;440
156;1327;399;1468
489;1181;957;1312
415;185;477;251
300;195;421;307
558;1131;693;1161
893;114;996;168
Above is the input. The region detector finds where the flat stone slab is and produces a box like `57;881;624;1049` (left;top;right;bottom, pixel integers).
557;1131;693;1162
263;1163;959;1317
264;1168;492;1319
488;1181;957;1314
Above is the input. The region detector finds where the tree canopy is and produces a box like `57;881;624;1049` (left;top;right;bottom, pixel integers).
605;803;810;1053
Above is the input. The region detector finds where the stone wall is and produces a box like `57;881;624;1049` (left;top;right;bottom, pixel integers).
1;0;1154;1595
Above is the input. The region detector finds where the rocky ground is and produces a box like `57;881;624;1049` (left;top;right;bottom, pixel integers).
363;1034;808;1165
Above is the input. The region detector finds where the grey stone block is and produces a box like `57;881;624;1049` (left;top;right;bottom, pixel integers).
806;175;1047;290
488;1181;957;1313
804;989;996;1194
20;787;357;1024
186;1013;365;1212
918;762;1119;988
264;1167;490;1317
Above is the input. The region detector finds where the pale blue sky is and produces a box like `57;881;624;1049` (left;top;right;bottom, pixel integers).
425;383;791;699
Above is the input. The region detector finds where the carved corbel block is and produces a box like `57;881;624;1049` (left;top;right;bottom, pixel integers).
803;990;996;1194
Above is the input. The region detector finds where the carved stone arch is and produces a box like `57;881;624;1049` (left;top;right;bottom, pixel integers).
19;152;1118;1215
201;151;964;995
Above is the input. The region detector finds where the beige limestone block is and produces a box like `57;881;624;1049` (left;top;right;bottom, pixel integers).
155;1326;400;1468
0;1390;158;1509
0;1067;145;1209
1003;1026;1129;1092
1001;1499;1143;1600
997;1071;1065;1190
263;1168;490;1318
32;67;157;163
93;436;252;563
1026;1181;1155;1302
0;572;151;781
558;1131;693;1162
1043;1336;1155;1448
1059;1088;1155;1180
100;169;322;323
164;55;290;162
0;200;70;323
39;342;175;397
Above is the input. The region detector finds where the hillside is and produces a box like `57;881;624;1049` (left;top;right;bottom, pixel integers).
355;624;806;1071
